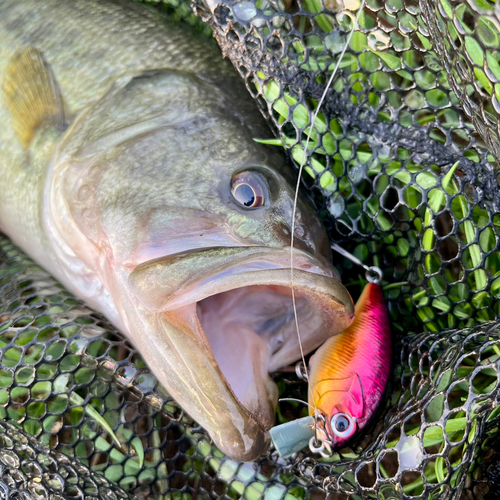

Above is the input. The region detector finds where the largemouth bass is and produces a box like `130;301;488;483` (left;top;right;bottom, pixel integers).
0;0;354;461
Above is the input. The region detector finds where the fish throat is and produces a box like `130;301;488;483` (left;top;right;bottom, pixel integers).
197;285;316;419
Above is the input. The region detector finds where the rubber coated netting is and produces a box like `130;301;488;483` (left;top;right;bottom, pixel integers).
192;0;500;337
1;0;500;498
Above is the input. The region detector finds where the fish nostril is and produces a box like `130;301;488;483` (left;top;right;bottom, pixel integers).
294;226;305;238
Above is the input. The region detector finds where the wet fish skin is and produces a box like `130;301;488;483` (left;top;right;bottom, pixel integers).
0;0;267;268
0;0;354;461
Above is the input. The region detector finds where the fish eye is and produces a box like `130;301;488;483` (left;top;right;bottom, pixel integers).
230;171;266;209
330;413;355;438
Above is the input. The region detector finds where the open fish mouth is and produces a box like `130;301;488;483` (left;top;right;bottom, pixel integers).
128;246;354;461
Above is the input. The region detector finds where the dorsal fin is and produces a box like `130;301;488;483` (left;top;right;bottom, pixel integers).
2;47;65;148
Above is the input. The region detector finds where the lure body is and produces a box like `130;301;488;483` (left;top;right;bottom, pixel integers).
308;282;391;449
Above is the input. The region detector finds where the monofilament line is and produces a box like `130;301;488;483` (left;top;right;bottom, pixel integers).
289;0;366;441
279;398;316;411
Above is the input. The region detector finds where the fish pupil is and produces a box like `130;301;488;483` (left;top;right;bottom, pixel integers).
235;184;256;207
336;416;349;432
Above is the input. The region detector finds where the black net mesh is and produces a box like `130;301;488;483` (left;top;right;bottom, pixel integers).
1;234;500;499
193;0;500;338
421;0;500;162
0;418;131;500
1;0;500;498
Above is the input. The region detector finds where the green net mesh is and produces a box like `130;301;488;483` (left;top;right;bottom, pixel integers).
0;417;130;500
193;0;500;337
1;0;500;498
421;0;500;161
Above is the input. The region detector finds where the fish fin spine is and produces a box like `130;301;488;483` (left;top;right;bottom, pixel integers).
2;47;65;148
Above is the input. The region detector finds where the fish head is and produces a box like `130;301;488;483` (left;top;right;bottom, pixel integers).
46;69;355;461
313;374;365;449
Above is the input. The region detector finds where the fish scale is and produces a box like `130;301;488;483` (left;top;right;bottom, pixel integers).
0;0;228;111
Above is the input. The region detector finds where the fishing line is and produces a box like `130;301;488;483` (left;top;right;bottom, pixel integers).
289;0;366;445
279;397;316;410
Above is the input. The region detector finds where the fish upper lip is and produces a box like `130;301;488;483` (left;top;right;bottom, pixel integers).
128;245;343;312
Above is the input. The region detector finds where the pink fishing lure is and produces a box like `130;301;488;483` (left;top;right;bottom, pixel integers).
308;282;391;450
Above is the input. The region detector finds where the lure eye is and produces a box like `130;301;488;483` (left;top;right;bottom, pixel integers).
330;413;356;438
230;171;266;209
